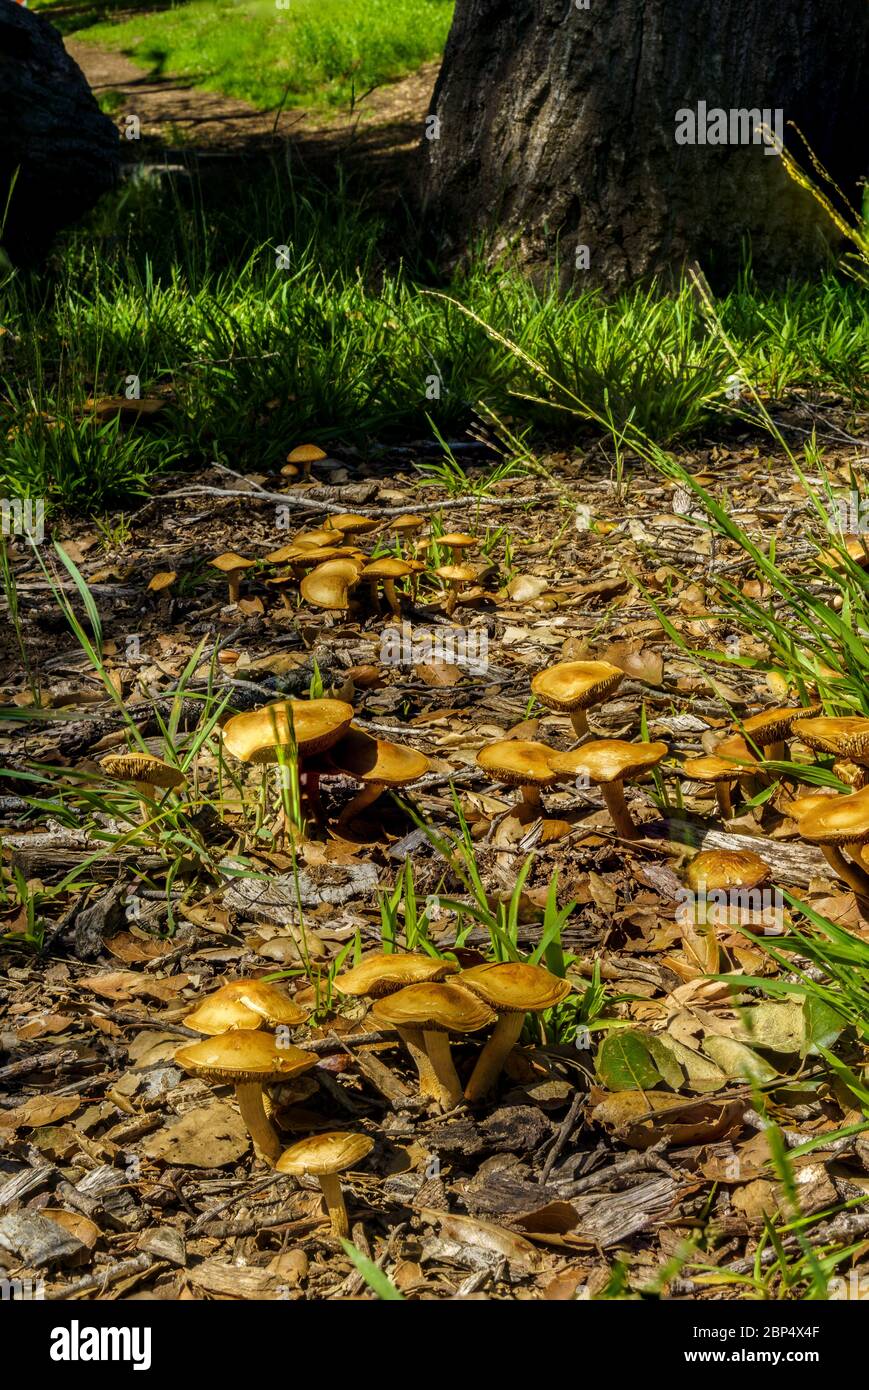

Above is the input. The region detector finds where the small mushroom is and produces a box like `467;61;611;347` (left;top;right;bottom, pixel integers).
682;742;757;820
460;962;571;1101
435;563;478;615
175;1031;317;1164
286;443;327;483
371;982;494;1111
209;551;256;606
531;660;625;742
476;739;560;817
300;557;362;611
275;1132;374;1237
222;698;354;765
323;513;380;541
797;789;869;897
335;951;458;999
325;727;430;827
185;978;308;1035
389;514;426;554
431;532;479;564
551;739;669;839
685;850;771;895
99;751;185;825
147;570;176;595
361;557;413;619
740;705;820;763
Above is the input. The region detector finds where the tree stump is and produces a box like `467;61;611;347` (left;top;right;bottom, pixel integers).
0;5;120;265
423;0;869;290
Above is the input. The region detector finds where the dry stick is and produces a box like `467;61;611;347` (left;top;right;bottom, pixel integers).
190;1171;292;1232
150;483;556;519
539;1090;584;1184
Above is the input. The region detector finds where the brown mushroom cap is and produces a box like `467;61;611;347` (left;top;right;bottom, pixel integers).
531;660;625;713
435;564;478;585
682;753;745;783
300;558;362;610
788;791;840;821
210;552;256;574
549;739;668;784
362;558;413;580
334;951;458;998
685;850;771;893
437;533;479;551
323;514;380;538
275;1131;374;1177
798;788;869;845
371;982;495;1034
222;698;353;763
174;1030;317;1083
477;740;560;788
459;961;571;1013
390;514;425;534
328;727;430;786
741;706;821;745
713;734;758;763
797;717;869;765
185;979;308;1035
147;571;176;593
287;444;327;465
100;752;185;789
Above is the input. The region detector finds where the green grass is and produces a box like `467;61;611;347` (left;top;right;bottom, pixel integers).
66;0;454;110
1;164;866;511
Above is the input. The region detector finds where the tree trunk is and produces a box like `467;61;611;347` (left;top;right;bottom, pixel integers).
423;0;869;290
0;6;120;266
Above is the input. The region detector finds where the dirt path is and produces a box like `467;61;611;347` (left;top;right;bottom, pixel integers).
67;36;437;168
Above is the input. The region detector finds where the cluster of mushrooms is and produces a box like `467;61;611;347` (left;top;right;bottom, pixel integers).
204;467;491;619
99;695;430;834
172;955;569;1235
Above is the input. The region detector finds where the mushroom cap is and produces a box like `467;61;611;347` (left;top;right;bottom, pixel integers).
390;514;425;533
210;552;255;573
435;564;478;584
280;462;300;478
371;981;495;1034
798;788;869;845
682;753;744;783
295;529;342;548
287;444;327;464
279;547;352;570
788;791;839;821
335;951;458;998
275;1131;374;1177
741;706;820;745
147;571;176;593
685;849;771;893
323;514;379;537
300;556;361;611
362;557;413;580
550;739;668;784
222;698;353;763
437;533;479;549
459;961;571;1013
797;717;869;765
711;734;758;764
175;1030;317;1083
477;740;560;788
531;660;625;713
185;979;307;1035
327;727;429;786
300;559;362;610
100;751;185;789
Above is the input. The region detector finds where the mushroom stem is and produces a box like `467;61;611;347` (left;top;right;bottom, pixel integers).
397;1026;440;1101
382;577;402;619
766;739;786;763
421;1030;464;1110
337;781;384;827
519;783;543;812
600;779;638;839
819;845;869;898
235;1081;282;1164
318;1173;350;1237
367;577;381;609
443;582;460;616
304;769;324;822
569;709;589;741
227;570;243;605
464;1012;524;1102
134;782;152;826
715;783;734;820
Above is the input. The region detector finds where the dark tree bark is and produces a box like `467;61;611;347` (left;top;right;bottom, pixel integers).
0;3;120;265
423;1;869;290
